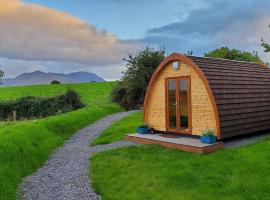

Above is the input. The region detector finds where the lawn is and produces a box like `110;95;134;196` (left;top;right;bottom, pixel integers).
0;82;123;200
91;139;270;200
91;111;142;146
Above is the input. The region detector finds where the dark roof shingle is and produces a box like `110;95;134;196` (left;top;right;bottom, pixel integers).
188;56;270;139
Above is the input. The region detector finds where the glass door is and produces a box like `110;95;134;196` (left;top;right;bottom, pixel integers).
166;77;191;133
167;79;177;131
179;79;189;132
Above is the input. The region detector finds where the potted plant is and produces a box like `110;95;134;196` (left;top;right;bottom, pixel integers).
200;128;216;144
137;124;150;134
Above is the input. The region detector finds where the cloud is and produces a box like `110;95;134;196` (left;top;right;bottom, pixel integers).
0;0;140;65
142;0;270;62
1;0;270;80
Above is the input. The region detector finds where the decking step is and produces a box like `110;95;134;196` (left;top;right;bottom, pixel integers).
125;133;223;154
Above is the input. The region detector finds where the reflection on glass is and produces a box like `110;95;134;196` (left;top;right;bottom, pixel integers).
168;80;176;129
179;79;189;130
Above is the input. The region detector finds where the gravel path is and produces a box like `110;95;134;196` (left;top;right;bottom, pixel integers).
224;133;270;149
18;110;139;200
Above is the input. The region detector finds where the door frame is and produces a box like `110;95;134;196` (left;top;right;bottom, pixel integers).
165;76;192;134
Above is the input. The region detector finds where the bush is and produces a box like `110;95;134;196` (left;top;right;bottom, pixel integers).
51;80;61;84
138;124;149;128
0;89;84;121
201;128;215;136
111;83;132;109
204;47;266;64
64;89;85;109
112;47;165;109
0;66;4;84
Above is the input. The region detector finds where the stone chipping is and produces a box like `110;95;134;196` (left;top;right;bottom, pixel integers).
18;110;139;200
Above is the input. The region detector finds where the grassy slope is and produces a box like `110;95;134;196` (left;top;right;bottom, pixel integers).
0;82;122;200
91;112;142;146
91;141;270;200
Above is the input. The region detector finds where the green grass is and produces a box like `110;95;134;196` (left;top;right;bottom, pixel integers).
91;139;270;200
91;111;142;146
0;82;123;200
0;82;111;105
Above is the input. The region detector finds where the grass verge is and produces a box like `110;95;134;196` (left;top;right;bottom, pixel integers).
90;138;270;200
0;82;122;200
91;111;142;146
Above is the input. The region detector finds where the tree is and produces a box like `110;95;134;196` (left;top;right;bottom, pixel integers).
0;66;4;84
51;80;61;84
261;25;270;52
204;47;265;64
112;47;165;109
184;50;193;56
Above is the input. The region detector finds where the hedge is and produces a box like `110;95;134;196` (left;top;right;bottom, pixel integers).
0;90;84;121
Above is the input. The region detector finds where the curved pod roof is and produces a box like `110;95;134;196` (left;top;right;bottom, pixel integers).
143;53;270;139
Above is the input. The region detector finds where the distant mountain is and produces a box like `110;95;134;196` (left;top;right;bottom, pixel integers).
1;71;105;86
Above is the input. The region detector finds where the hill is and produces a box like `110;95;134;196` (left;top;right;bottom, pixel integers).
0;82;122;200
2;71;105;86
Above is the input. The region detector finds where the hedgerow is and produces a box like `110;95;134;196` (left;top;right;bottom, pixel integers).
0;89;84;120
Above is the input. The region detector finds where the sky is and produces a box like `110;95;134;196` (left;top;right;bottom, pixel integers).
1;0;270;80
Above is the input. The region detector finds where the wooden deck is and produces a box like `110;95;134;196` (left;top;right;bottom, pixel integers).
125;133;224;154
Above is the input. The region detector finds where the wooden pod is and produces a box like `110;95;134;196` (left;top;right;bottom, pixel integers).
143;53;270;139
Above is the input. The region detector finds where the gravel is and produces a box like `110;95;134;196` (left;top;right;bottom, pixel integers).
224;133;270;149
18;110;139;200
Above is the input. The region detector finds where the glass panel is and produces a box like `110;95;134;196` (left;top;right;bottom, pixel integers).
179;79;189;130
168;80;177;129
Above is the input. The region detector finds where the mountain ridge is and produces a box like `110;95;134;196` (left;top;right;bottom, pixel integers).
2;71;105;86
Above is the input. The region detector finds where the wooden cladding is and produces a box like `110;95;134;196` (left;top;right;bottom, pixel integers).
188;56;270;139
144;53;270;140
143;55;218;137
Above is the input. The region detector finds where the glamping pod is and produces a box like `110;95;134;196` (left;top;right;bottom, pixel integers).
143;53;270;140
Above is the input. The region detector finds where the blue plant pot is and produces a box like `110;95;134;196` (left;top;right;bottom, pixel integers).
200;136;216;144
137;127;150;134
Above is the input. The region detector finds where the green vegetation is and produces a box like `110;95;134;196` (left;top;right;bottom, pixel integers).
51;80;61;84
91;111;142;146
201;128;215;136
0;66;4;84
261;25;270;52
112;47;165;109
0;82;122;200
0;82;111;104
205;47;265;64
91;138;270;200
0;90;84;120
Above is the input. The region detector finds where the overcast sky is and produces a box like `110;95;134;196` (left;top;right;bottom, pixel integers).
1;0;270;80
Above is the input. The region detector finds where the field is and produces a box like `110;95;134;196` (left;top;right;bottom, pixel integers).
3;82;270;200
91;111;142;146
0;82;122;200
90;109;270;200
91;140;270;200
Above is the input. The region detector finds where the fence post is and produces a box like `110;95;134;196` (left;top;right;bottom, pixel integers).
12;110;16;121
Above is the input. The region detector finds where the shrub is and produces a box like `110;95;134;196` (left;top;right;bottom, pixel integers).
111;83;133;109
112;47;165;109
64;89;85;110
51;80;61;84
0;66;4;84
0;89;84;121
138;124;149;128
204;47;266;64
201;128;215;136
